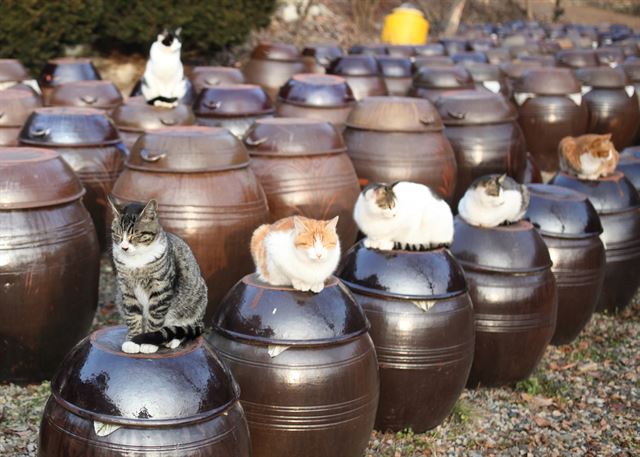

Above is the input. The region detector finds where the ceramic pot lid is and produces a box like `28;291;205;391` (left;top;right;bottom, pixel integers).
327;55;381;76
376;56;413;77
111;96;196;132
549;172;640;213
39;57;101;87
301;44;343;66
193;85;274;117
190;66;245;88
0;59;30;82
412;65;475;89
346;96;443;132
514;68;581;95
0;89;41;127
250;42;301;62
435;90;517;125
277;74;355;107
575;67;629;89
49;80;123;109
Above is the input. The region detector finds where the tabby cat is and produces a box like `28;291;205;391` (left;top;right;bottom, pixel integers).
558;133;619;180
108;197;207;354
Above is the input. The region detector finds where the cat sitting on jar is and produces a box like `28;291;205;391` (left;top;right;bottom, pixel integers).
558;133;619;180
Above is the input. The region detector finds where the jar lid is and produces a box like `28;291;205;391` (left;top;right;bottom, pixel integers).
462;62;503;82
414;43;446;57
0;89;41;127
451;51;488;64
213;274;369;346
327;55;381;76
190;66;245;89
50;326;239;426
499;61;543;79
338;243;467;299
556;49;598;69
346;96;443;132
622;60;640;82
301;44;344;67
111;96;196;132
39;57;101;87
0;59;30;82
19;107;121;146
575;67;628;88
549;172;640;213
49;80;123;109
244;118;345;156
0;148;85;209
514;68;581;95
277;74;355;108
193;84;274;117
250;42;301;62
435;90;518;125
375;56;413;77
412;65;475;89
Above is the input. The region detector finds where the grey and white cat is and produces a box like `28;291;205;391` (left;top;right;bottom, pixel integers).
353;181;454;251
141;28;187;108
108;198;207;354
457;174;530;228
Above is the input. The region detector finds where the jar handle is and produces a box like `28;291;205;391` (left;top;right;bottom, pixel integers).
205;77;220;86
30;127;51;138
81;95;97;104
244;136;268;146
204;100;222;110
140;148;166;162
160;118;177;126
447;110;466;120
419;116;434;125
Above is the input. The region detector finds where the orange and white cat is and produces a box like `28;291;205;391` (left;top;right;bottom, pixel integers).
558;133;619;180
250;216;340;293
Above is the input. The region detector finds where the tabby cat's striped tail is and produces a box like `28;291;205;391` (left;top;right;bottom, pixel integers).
131;323;204;346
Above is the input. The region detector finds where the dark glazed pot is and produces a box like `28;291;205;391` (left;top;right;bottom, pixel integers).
439;38;469;56
208;275;379;457
243;42;305;100
618;146;640;192
451;51;488;64
485;48;512;65
19;107;127;249
245;118;360;247
48;80;123;112
193;84;274;138
326;55;388;100
111;126;269;320
414;43;446;56
514;68;588;176
526;184;606;344
499;61;543;99
595;47;625;67
301;44;343;73
436;90;526;207
376;56;413;95
575;67;639;149
463;63;509;97
276;74;355;130
0;59;30;85
409;65;476;102
0;89;41;146
412;56;455;72
343;96;457;200
112;96;196;150
39;58;101;104
0;148;99;382
450;219;557;387
556;49;598;69
549;172;640;313
39;326;251;457
190;66;245;93
338;244;474;432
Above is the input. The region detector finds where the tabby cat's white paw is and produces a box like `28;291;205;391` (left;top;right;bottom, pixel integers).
121;341;140;354
166;339;182;349
139;344;159;354
310;282;325;293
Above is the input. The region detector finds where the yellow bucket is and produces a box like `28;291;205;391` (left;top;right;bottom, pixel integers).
381;7;429;45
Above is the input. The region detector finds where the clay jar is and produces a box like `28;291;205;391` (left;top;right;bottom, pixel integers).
326;55;388;100
0;148;99;382
343;96;457;200
550;172;640;313
435;90;527;207
110;126;269;320
0;59;30;88
243;42;305;101
190;66;245;94
193;84;274;138
450;219;558;387
0;89;41;146
208;275;379;457
463;62;509;97
111;96;196;150
38;58;101;104
409;65;476;102
19;107;127;249
48;80;123;112
245;118;360;247
618;146;640;192
575;67;639;149
376;56;413;96
556;49;598;69
514;68;588;177
301;44;343;73
276;74;355;130
526;184;606;344
39;326;251;457
499;61;543;99
338;244;474;432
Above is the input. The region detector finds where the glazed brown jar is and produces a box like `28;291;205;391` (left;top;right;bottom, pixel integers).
526;184;606;344
19;107;127;249
40;326;251;457
190;66;245;93
376;56;413;95
276;74;355;130
0;89;41;146
343;96;457;200
450;219;558;387
411;56;455;72
208;274;379;457
38;57;101;104
463;62;509;97
451;51;488;65
618;146;640;192
550;172;640;313
435;90;527;207
556;49;598;69
409;65;476;102
575;67;639;149
326;55;388;100
48;80;123;112
193;84;274;138
243;42;305;101
0;148;99;382
499;61;543;99
514;68;588;177
339;244;474;432
111;126;269;319
595;47;625;67
414;43;446;56
485;48;512;65
245;118;360;247
111;96;196;150
439;38;469;56
301;44;343;73
0;59;40;96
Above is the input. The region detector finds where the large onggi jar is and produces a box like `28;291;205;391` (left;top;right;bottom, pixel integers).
38;57;101;104
326;55;388;100
110;126;269;319
0;148;99;382
409;65;476;102
190;66;245;94
0;89;41;146
48;80;123;113
243;42;305;101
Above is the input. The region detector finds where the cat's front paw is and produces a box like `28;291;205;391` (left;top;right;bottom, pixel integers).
363;238;376;249
121;341;140;354
139;344;159;354
378;240;395;251
166;339;182;350
310;282;325;293
291;279;312;292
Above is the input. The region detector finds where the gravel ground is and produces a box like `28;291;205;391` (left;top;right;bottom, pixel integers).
1;256;638;456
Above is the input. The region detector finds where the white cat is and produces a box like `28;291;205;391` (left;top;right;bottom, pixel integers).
250;216;341;293
458;174;530;228
141;28;187;108
354;181;454;251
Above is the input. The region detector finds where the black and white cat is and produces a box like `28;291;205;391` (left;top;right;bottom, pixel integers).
141;28;187;108
108;198;207;354
457;174;530;227
353;181;454;251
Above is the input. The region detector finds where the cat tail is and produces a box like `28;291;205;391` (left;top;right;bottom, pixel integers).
146;95;179;106
131;323;204;346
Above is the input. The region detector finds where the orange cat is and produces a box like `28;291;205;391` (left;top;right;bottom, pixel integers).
558;133;619;180
250;215;340;293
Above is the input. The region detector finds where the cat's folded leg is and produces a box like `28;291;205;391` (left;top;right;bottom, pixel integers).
121;341;141;354
363;237;376;249
378;239;395;251
310;282;325;293
166;339;182;349
291;278;312;292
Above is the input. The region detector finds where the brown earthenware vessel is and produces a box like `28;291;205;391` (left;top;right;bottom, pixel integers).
618;146;640;192
208;275;379;457
556;49;598;69
463;62;509;97
0;148;99;383
191;66;245;93
499;61;543;98
0;89;41;146
412;56;455;72
409;65;476;102
48;80;123;112
301;44;343;73
39;58;101;104
243;42;305;101
439;38;469;56
376;56;413;96
414;43;446;56
338;244;474;432
451;51;488;65
485;48;512;65
595;47;625;68
326;55;388;100
39;326;251;457
526;184;606;344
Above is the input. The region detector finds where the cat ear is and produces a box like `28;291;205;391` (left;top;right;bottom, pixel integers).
174;27;182;37
107;195;121;216
602;133;612;141
325;216;339;231
140;199;158;222
498;173;507;184
293;216;306;232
